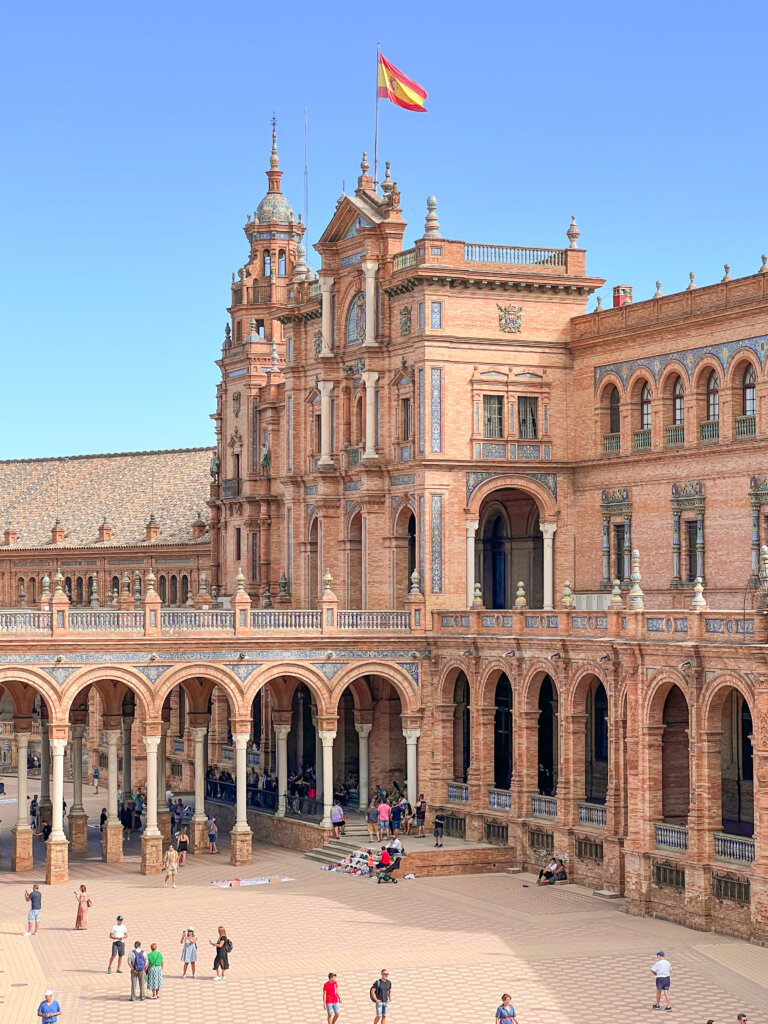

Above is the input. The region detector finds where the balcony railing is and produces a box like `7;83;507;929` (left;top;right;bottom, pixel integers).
250;609;320;630
714;832;754;863
221;477;241;498
69;610;144;632
666;424;684;446
161;610;234;631
578;801;606;827
337;610;410;631
603;432;620;453
488;788;512;810
464;244;566;268
633;428;651;450
699;419;719;442
735;414;756;438
447;782;469;803
393;248;417;271
531;794;557;818
0;611;51;632
654;821;689;851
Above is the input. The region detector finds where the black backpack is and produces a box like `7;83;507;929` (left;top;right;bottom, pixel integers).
224;938;233;953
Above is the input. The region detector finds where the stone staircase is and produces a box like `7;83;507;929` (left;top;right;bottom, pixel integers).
305;822;372;867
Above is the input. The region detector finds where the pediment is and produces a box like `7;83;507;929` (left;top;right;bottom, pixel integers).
316;195;383;246
515;371;543;380
478;370;508;380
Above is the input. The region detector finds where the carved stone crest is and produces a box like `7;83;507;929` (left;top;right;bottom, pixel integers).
313;329;323;356
399;306;412;335
497;303;523;334
232;391;241;417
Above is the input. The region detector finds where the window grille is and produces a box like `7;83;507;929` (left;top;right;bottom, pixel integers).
652;862;685;889
444;813;466;838
576;837;604;862
518;396;538;439
483;395;503;438
484;820;508;844
712;872;750;903
528;828;554;854
401;398;413;440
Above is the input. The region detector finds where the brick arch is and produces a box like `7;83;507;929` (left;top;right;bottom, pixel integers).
626;367;656;399
345;502;362;531
724;348;761;388
327;662;421;717
692;355;723;392
333;674;375;712
643;669;692;727
436;661;474;705
153;663;248;718
597;372;626;402
0;668;63;721
391;499;416;533
467;473;557;521
60;664;154;720
700;670;755;729
568;664;609;715
519;660;562;712
244;662;332;716
477;660;516;707
658;359;691;392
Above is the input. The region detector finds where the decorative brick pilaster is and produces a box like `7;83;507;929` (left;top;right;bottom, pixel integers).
68;812;88;852
140;833;163;875
45;838;69;885
12;827;33;872
561;712;588;825
102;822;123;863
229;827;253;867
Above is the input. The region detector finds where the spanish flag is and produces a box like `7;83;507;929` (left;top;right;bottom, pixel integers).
377;52;428;113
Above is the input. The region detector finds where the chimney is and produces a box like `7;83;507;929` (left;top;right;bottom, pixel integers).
98;518;112;543
191;511;207;540
145;514;160;542
51;519;65;544
613;284;633;308
4;525;17;545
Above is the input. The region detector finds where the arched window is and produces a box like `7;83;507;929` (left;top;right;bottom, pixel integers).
17;577;24;605
263;250;271;277
111;575;119;598
181;574;189;604
743;365;756;417
673;376;684;425
28;577;36;603
346;293;366;344
170;575;178;605
158;575;167;604
707;371;720;421
75;577;84;606
65;577;72;601
277;249;286;276
640;382;651;430
608;386;620;434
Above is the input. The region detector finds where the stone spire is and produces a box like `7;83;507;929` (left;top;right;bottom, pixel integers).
269;114;279;170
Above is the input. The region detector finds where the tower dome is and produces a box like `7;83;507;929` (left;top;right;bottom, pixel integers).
255;119;295;225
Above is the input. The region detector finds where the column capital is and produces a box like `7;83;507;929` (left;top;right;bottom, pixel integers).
143;735;161;753
50;737;67;754
355;723;373;739
274;723;291;741
190;726;208;742
319;275;335;292
70;723;86;741
232;731;250;750
318;379;334;398
105;729;121;746
318;730;337;746
540;522;557;539
466;520;479;536
362;370;379;387
402;728;421;744
14;729;31;745
361;259;378;278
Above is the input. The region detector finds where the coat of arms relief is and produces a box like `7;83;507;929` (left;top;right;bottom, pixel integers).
497;303;523;334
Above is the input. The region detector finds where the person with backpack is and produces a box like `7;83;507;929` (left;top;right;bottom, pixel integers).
370;970;392;1024
210;926;231;980
127;941;147;1001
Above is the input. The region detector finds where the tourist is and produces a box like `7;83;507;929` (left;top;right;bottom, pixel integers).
331;801;345;838
377;798;391;842
651;951;672;1011
323;971;342;1024
147;942;163;998
176;826;189;865
210;925;230;980
543;859;567;885
99;807;107;831
92;766;99;793
24;883;42;935
365;800;378;841
74;884;90;930
120;802;132;840
107;915;127;973
390;799;403;837
370;969;391;1024
495;993;520;1021
127;941;147;1001
208;817;219;854
386;836;404;857
433;809;446;848
36;989;61;1023
163;844;179;888
537;856;558;885
415;794;427;837
180;927;198;978
36;819;51;842
30;794;38;828
737;1016;747;1023
402;799;413;835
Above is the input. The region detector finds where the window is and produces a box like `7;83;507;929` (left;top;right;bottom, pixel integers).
235;527;242;562
286;336;293;362
653;862;685;890
158;575;167;604
346;293;366;343
170;575;178;605
518;396;538;439
614;524;625;580
743;365;756;416
707;371;720;421
277;249;286;276
401;397;413;440
418;302;425;331
255;319;265;337
640;382;652;430
76;577;84;605
608;386;620;433
314;413;322;453
686;519;698;582
528;828;554;854
251;533;259;581
673;376;684;425
263;250;271;277
483;395;503;438
235;320;242;344
576;837;604;862
181;575;189;604
430;301;443;329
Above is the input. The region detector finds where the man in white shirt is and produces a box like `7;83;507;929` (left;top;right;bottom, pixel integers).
107;915;128;974
651;951;671;1011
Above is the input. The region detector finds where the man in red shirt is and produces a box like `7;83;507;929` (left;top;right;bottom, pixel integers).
323;971;341;1024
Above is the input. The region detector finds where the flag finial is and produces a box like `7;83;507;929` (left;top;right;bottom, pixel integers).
270;113;279;169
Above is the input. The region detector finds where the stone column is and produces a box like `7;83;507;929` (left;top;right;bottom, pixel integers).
39;719;52;825
46;736;69;885
318;276;334;357
318;380;334;468
355;723;373;809
403;729;421;809
230;732;253;865
623;516;632;582
466;520;479;607
362;260;378;347
157;722;171;841
141;734;163;874
68;724;88;852
102;729;123;863
312;710;323;795
319;731;336;827
672;512;682;583
121;714;133;794
696;512;705;580
751;507;761;573
361;371;379;461
274;722;291;817
191;726;209;853
540;522;557;611
12;730;33;871
601;515;610;587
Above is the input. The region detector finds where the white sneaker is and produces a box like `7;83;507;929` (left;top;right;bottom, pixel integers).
172;884;176;889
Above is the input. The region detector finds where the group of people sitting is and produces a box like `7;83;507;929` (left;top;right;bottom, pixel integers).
328;836;405;878
537;857;568;885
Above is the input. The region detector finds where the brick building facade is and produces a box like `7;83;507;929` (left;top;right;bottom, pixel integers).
2;130;768;942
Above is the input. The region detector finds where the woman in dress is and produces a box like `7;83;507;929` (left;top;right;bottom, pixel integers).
74;884;89;930
146;942;163;998
180;927;197;978
495;993;519;1022
209;925;229;980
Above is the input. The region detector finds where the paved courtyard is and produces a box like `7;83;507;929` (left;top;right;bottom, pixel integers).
0;778;766;1023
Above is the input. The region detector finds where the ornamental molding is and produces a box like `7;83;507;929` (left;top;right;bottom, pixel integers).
671;480;705;512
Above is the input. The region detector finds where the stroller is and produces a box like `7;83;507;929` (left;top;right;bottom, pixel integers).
376;855;401;884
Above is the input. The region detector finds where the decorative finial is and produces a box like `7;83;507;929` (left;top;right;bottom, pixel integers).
628;550;644;610
424;195;441;237
145;567;156;595
514;580;527;608
89;574;99;607
270;113;279;169
760;255;768;275
472;581;483;606
653;281;663;298
566;215;581;249
185;580;195;606
409;569;422;595
560;580;574;608
262;582;272;608
722;264;732;282
595;295;603;311
381;161;394;197
54;568;64;595
360;151;370;174
121;571;130;595
323;568;333;592
41;573;50;597
236;566;246;594
610;579;623;608
691;576;708;612
278;572;289;596
224;323;231;349
687;272;696;291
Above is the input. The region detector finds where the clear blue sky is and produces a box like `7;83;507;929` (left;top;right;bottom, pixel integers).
2;1;767;459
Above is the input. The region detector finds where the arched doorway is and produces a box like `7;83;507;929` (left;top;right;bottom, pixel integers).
661;685;690;826
393;508;416;608
452;673;470;783
585;681;608;804
348;512;363;609
478;489;543;608
721;690;754;836
307;517;319;609
494;674;513;790
537;676;558;795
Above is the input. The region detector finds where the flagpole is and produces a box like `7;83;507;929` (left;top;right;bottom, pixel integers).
373;42;380;186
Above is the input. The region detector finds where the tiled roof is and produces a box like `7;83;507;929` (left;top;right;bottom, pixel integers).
0;447;214;550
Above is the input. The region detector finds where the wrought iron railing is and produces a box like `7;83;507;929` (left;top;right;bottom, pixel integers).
654;821;689;851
